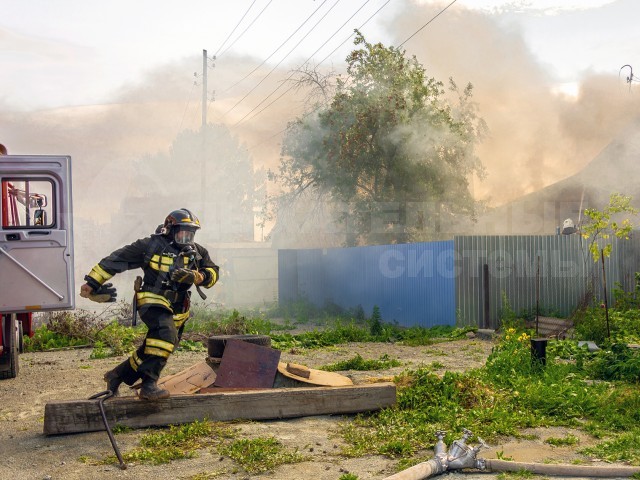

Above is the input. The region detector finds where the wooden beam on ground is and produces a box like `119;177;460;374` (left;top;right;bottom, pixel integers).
43;383;396;436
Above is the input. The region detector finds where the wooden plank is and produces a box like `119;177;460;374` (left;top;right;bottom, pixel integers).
157;361;217;395
43;383;396;436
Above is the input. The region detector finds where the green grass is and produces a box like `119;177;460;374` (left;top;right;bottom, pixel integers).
336;326;640;466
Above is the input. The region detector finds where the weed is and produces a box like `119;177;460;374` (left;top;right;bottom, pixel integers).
104;421;236;466
497;471;534;479
369;305;383;337
545;434;579;447
495;450;514;461
178;339;207;352
321;354;401;372
339;474;359;480
579;428;640;465
217;437;307;473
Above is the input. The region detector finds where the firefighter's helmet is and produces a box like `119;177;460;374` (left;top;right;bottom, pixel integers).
162;208;200;246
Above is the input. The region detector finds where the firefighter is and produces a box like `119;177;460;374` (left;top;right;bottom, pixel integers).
80;208;219;400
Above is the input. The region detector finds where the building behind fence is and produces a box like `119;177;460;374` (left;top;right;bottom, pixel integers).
278;235;640;328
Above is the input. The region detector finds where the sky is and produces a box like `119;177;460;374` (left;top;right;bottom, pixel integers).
2;0;640;224
1;0;636;110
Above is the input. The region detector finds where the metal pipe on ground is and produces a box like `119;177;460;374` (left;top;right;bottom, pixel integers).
484;459;640;477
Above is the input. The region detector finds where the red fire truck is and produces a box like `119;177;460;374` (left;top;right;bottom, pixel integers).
0;149;74;378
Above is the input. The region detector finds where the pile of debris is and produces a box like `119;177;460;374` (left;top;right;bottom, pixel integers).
43;335;396;436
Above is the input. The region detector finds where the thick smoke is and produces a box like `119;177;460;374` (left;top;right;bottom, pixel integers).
3;0;640;305
388;1;640;206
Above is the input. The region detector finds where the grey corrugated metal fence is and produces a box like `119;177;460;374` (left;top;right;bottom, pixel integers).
455;235;640;328
278;242;456;327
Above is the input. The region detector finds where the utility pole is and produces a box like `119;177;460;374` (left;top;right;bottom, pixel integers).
201;49;207;221
202;49;207;128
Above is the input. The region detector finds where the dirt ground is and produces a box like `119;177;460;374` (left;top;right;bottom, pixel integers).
0;335;634;480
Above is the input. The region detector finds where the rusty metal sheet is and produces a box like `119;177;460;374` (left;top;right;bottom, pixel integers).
213;338;281;389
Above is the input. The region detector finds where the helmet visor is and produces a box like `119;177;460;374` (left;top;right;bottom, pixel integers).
174;227;196;246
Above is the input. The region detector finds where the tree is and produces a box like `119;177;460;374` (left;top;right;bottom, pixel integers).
116;123;260;243
271;31;486;246
581;192;638;262
578;193;638;339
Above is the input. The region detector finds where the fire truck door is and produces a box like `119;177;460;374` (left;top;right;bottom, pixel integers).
0;155;75;313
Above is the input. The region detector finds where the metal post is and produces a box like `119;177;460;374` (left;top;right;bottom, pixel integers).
483;264;490;329
201;49;207;219
601;249;611;339
536;255;540;336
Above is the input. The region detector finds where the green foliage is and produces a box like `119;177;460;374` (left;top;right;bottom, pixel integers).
24;308;143;357
485;328;534;383
187;307;278;336
581;193;638;262
217;437;307;473
586;343;640;382
273;31;486;245
22;325;89;351
320;353;401;372
91;320;144;358
339;474;359;480
574;307;640;344
498;291;526;331
270;321;470;351
613;272;640;310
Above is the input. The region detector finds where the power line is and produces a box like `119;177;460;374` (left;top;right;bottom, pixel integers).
213;0;258;58
218;0;275;58
398;0;458;47
219;0;343;121
176;80;199;136
244;0;456;130
222;0;332;94
237;0;389;128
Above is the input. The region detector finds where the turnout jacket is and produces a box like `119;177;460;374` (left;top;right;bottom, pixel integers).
85;234;219;321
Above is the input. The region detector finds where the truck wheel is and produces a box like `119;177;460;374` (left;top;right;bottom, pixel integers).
0;315;19;379
207;334;271;358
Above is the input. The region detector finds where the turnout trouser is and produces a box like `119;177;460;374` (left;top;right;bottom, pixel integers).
111;305;180;384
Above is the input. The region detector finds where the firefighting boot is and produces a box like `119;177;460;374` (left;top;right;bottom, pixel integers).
104;369;123;396
139;376;170;401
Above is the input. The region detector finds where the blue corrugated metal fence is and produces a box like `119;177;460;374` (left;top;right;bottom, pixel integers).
278;242;456;327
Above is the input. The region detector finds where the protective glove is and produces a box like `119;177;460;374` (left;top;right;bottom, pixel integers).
80;282;118;303
170;268;204;285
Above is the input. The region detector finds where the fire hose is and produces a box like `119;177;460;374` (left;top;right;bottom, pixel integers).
88;390;126;470
383;428;640;480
